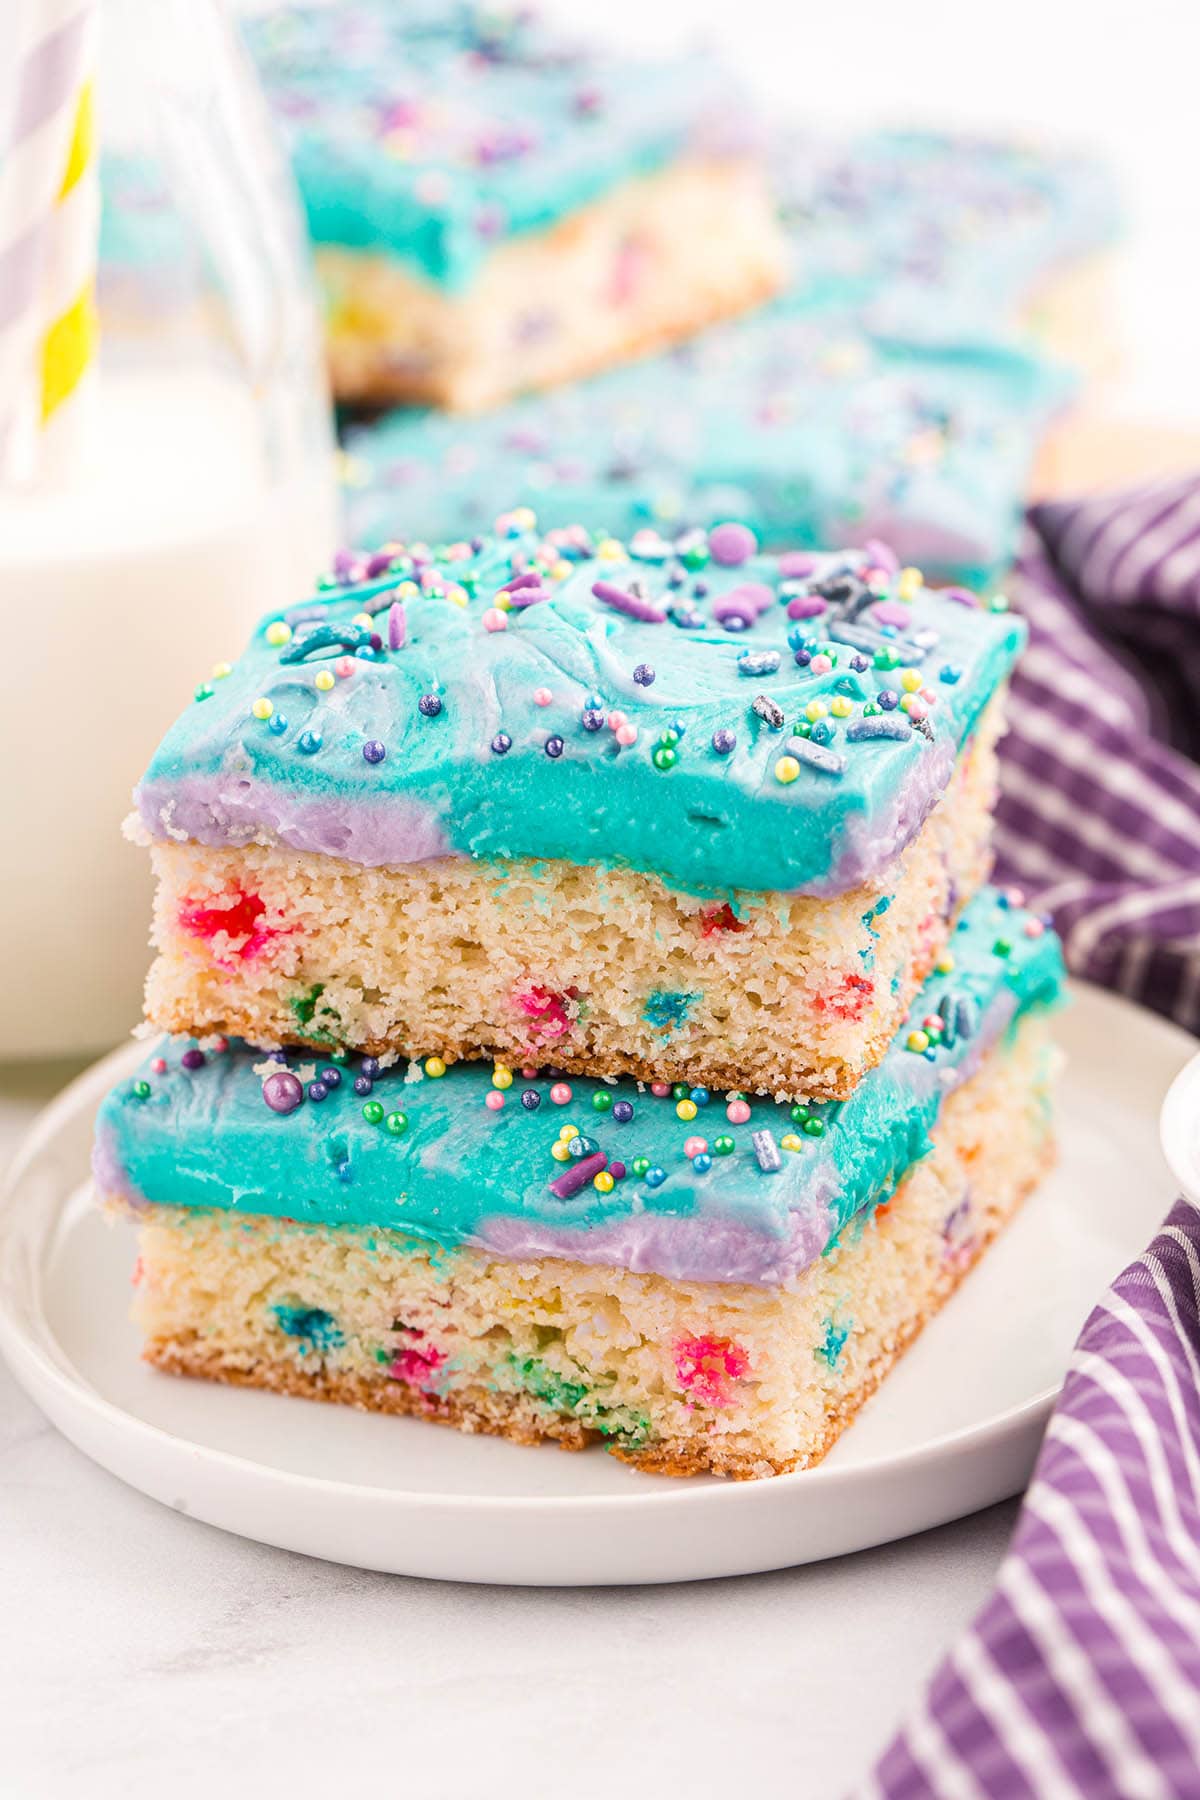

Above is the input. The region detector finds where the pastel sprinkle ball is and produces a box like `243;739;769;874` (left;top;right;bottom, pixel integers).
534;686;553;707
492;1065;513;1089
775;756;801;785
550;1082;572;1105
708;522;757;566
133;1079;151;1099
251;697;273;720
424;1056;447;1078
362;740;387;764
485;1091;505;1111
676;1098;698;1121
263;1070;303;1115
363;1100;385;1124
265;621;292;647
314;669;335;691
385;1111;408;1135
651;1081;671;1097
483;608;507;632
593;1170;615;1193
727;1099;751;1125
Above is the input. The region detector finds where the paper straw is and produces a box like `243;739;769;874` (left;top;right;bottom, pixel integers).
0;0;99;483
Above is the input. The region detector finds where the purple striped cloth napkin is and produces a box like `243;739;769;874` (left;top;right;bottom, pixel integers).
862;474;1200;1796
995;472;1200;1029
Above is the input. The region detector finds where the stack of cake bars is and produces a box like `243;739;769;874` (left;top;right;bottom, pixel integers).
93;517;1065;1478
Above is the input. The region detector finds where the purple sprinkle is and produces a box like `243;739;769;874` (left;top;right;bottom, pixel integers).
633;663;655;686
502;569;543;593
507;585;550;609
712;727;737;755
581;709;605;732
362;1057;381;1077
181;1048;206;1071
365;551;394;579
363;740;387;764
263;1070;303;1115
418;693;443;717
847;716;911;742
943;587;980;609
591;580;667;623
777;551;820;579
787;593;828;621
549;1150;607;1199
878;689;900;710
308;1080;329;1102
609;1161;626;1182
353;1074;373;1097
872;600;912;629
521;1088;541;1110
612;1100;635;1123
491;731;513;754
388;602;406;650
863;538;899;576
544;736;564;758
850;654;870;672
708;522;757;567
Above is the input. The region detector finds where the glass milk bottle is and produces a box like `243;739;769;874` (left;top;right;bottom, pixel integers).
0;0;338;1056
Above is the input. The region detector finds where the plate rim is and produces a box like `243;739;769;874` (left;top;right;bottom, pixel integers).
0;981;1191;1525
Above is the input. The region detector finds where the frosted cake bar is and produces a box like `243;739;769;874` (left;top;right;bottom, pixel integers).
132;520;1022;1099
246;2;784;409
95;890;1064;1479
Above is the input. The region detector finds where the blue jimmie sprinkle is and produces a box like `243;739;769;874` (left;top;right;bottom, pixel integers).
271;1303;344;1354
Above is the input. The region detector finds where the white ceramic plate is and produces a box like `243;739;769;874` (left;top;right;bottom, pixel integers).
0;983;1189;1587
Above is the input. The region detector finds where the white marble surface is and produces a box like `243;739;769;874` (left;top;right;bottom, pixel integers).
0;1058;1019;1799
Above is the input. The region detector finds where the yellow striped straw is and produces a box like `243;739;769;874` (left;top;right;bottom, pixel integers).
41;76;97;422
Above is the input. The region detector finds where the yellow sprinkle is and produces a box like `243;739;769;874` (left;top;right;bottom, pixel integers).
314;669;335;691
396;580;419;600
352;612;373;630
830;695;854;718
446;584;468;607
510;508;536;532
774;756;801;785
593;1171;615;1193
493;591;513;611
906;1030;930;1053
250;697;273;720
899;668;922;692
551;1141;571;1163
935;953;955;975
676;1099;698;1122
899;692;920;713
558;1123;578;1142
780;1133;804;1152
804;700;828;723
424;1056;447;1078
596;537;624;561
551;561;572;581
897;566;922;601
492;1065;513;1089
212;661;233;680
265;623;292;648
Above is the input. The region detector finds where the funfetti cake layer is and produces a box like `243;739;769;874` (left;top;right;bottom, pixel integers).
94;890;1066;1479
343;318;1067;590
245;3;784;410
133;523;1023;1099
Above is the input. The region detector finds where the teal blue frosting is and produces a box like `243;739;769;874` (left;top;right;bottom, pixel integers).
773;129;1119;333
344;318;1067;590
243;3;734;288
94;888;1066;1287
134;529;1023;898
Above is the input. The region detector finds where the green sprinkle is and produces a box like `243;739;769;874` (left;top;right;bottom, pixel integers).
671;1083;689;1101
874;646;901;670
803;1117;826;1138
714;1135;735;1155
591;1091;612;1112
631;1156;651;1177
993;938;1012;957
790;1103;810;1124
194;683;214;703
652;746;678;772
362;1100;385;1125
658;728;680;748
132;1079;151;1100
384;1111;408;1136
